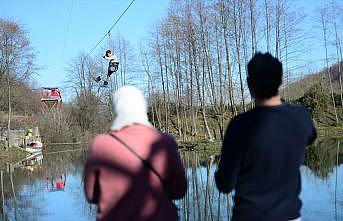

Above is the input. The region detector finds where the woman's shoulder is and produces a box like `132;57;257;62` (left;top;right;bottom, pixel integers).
133;124;175;141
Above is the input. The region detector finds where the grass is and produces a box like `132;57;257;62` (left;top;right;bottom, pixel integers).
0;144;27;170
178;139;222;155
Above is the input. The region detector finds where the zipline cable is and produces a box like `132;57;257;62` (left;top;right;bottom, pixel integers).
86;0;136;57
59;0;74;69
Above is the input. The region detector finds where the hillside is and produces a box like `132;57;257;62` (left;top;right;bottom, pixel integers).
284;61;343;100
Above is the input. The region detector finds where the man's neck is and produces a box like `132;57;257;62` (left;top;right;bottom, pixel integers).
255;94;282;106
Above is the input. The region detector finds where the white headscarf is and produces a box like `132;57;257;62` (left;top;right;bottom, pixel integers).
110;85;153;131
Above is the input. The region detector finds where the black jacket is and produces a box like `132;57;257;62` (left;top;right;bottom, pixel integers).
215;104;317;221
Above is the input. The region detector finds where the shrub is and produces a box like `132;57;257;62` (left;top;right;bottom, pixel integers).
298;83;330;116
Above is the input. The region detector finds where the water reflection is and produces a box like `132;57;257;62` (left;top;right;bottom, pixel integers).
174;152;225;221
10;153;43;173
0;139;342;221
304;139;343;179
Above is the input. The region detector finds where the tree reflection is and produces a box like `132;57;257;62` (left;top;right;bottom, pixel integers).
1;145;89;220
304;138;343;179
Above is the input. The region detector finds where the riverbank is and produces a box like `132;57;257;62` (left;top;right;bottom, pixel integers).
317;126;343;138
178;139;222;154
1;129;342;167
0;145;27;170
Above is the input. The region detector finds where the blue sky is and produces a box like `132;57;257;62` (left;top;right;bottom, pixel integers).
1;0;341;94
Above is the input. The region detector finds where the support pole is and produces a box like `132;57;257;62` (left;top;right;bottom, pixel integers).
1;170;5;220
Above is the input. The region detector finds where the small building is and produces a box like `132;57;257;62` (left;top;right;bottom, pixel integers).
0;127;42;153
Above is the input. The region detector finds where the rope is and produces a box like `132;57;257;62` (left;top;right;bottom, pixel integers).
107;132;167;189
108;31;112;50
86;0;135;95
86;0;136;57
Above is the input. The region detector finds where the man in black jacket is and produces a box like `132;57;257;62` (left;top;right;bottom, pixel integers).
215;53;317;221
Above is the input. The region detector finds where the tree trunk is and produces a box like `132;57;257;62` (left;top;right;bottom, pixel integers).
157;35;168;132
7;65;11;150
321;10;339;123
222;14;236;116
233;0;246;112
249;0;257;55
1;170;5;220
333;17;343;107
264;0;271;52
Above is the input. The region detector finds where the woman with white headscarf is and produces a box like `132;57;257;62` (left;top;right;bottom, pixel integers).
84;85;187;221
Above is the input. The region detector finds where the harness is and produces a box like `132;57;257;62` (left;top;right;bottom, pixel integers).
107;133;167;189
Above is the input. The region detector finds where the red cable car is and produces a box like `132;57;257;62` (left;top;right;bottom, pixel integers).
40;87;62;111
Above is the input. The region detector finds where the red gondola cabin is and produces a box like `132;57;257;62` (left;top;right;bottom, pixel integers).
40;87;62;111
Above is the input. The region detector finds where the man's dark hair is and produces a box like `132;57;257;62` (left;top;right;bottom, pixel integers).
247;52;283;99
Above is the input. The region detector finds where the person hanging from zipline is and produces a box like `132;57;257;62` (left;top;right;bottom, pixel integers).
95;49;119;87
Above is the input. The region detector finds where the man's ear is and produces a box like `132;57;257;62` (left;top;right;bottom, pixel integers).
280;75;284;85
247;77;255;98
247;77;252;90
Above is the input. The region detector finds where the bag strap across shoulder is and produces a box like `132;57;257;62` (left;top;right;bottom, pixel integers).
107;132;167;189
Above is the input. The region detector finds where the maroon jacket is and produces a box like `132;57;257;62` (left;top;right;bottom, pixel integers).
84;124;187;221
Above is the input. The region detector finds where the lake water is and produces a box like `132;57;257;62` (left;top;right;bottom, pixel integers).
0;138;342;221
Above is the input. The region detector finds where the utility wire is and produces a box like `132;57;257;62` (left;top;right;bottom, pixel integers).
59;0;74;71
87;0;136;57
54;0;74;91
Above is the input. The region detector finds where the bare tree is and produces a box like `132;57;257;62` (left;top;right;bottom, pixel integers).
264;0;271;52
0;19;35;149
319;5;339;123
331;1;343;107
